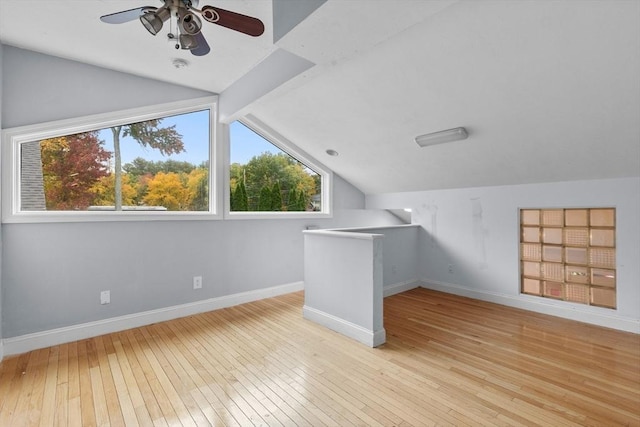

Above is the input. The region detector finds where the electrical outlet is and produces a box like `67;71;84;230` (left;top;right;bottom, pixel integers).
448;264;454;274
100;290;110;305
193;276;203;289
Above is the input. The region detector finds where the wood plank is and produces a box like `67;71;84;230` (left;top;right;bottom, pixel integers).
76;340;97;427
94;335;126;427
38;346;59;427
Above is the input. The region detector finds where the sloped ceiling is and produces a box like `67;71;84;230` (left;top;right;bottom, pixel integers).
1;0;639;195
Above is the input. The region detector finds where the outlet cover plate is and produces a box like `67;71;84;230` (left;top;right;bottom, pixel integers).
100;290;110;305
193;276;203;289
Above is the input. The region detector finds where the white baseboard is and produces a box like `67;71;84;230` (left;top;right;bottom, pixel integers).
384;279;421;297
2;281;304;357
302;305;386;347
420;280;640;334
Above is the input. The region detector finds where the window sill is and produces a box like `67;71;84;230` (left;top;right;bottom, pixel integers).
225;211;332;220
2;211;223;224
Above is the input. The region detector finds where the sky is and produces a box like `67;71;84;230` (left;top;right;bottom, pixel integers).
96;111;279;167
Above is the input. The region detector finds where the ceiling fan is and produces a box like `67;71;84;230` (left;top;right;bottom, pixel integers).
100;0;265;57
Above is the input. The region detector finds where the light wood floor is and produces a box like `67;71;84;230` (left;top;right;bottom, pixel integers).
0;288;638;426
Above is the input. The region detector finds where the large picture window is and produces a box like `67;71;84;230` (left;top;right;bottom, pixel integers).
226;116;331;218
2;97;218;222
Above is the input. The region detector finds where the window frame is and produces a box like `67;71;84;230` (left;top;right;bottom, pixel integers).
2;96;220;223
224;114;332;220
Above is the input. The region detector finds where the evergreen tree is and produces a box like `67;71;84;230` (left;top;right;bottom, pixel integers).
297;190;308;211
232;181;249;211
230;186;237;211
287;188;299;211
258;185;272;211
271;182;283;211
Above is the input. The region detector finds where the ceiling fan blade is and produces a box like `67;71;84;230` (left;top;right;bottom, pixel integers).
200;5;265;37
190;32;211;56
100;6;156;24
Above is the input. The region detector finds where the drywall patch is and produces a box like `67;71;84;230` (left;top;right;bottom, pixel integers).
417;201;439;247
471;197;488;269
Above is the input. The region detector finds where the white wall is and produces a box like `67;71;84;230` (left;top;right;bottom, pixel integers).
367;177;640;332
0;45;403;345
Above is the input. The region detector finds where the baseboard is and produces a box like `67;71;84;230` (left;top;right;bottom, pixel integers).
384;279;421;297
2;281;304;357
302;305;386;347
420;280;640;334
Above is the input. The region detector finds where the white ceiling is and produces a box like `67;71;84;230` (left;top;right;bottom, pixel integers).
0;0;276;93
1;0;639;195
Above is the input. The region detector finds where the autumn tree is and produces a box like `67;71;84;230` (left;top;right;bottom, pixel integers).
91;173;137;207
40;132;110;210
110;120;184;210
186;167;209;211
143;172;189;210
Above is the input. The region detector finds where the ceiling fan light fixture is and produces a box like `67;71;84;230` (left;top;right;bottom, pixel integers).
140;7;170;35
101;1;265;57
179;34;198;50
179;11;202;35
415;127;468;147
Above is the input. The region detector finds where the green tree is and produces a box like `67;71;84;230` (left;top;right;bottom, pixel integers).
229;163;245;189
235;152;317;211
110;120;184;210
271;182;283;211
258;185;272;211
231;181;249;211
297;190;308;211
287;188;299;211
124;157;195;179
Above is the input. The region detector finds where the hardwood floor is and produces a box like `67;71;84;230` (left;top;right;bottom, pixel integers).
0;288;638;426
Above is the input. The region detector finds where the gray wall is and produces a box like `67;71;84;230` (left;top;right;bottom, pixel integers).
367;177;640;331
0;45;402;338
1;45;212;128
0;43;4;357
336;225;419;291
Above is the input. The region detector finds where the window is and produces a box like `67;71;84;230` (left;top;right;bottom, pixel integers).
520;208;617;308
2;97;218;222
226;115;331;218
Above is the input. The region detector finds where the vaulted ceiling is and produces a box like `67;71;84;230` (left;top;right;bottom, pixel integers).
1;0;638;194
